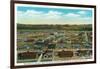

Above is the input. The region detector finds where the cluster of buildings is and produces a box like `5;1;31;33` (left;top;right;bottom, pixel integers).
17;30;92;63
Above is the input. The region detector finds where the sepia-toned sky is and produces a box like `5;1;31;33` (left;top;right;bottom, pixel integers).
16;5;93;25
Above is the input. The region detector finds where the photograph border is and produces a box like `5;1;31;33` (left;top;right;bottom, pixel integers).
10;1;96;69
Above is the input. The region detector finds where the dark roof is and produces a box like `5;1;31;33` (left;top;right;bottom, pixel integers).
58;50;73;57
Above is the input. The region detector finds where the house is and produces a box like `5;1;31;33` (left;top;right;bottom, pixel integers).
57;50;73;58
24;38;35;42
18;51;37;59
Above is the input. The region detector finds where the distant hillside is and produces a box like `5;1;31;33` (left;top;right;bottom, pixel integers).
17;24;92;31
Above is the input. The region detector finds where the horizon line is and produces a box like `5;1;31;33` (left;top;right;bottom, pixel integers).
17;23;92;25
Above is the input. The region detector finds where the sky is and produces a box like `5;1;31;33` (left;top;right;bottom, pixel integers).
16;5;93;25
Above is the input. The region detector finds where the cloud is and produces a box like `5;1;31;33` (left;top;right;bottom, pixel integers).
78;11;86;14
17;10;63;24
46;10;62;15
17;10;45;22
17;10;92;25
17;10;63;19
81;17;92;20
44;11;62;19
65;13;80;17
17;11;24;17
24;10;44;18
25;10;43;15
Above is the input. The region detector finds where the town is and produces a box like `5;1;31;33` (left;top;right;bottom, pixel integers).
17;24;92;63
